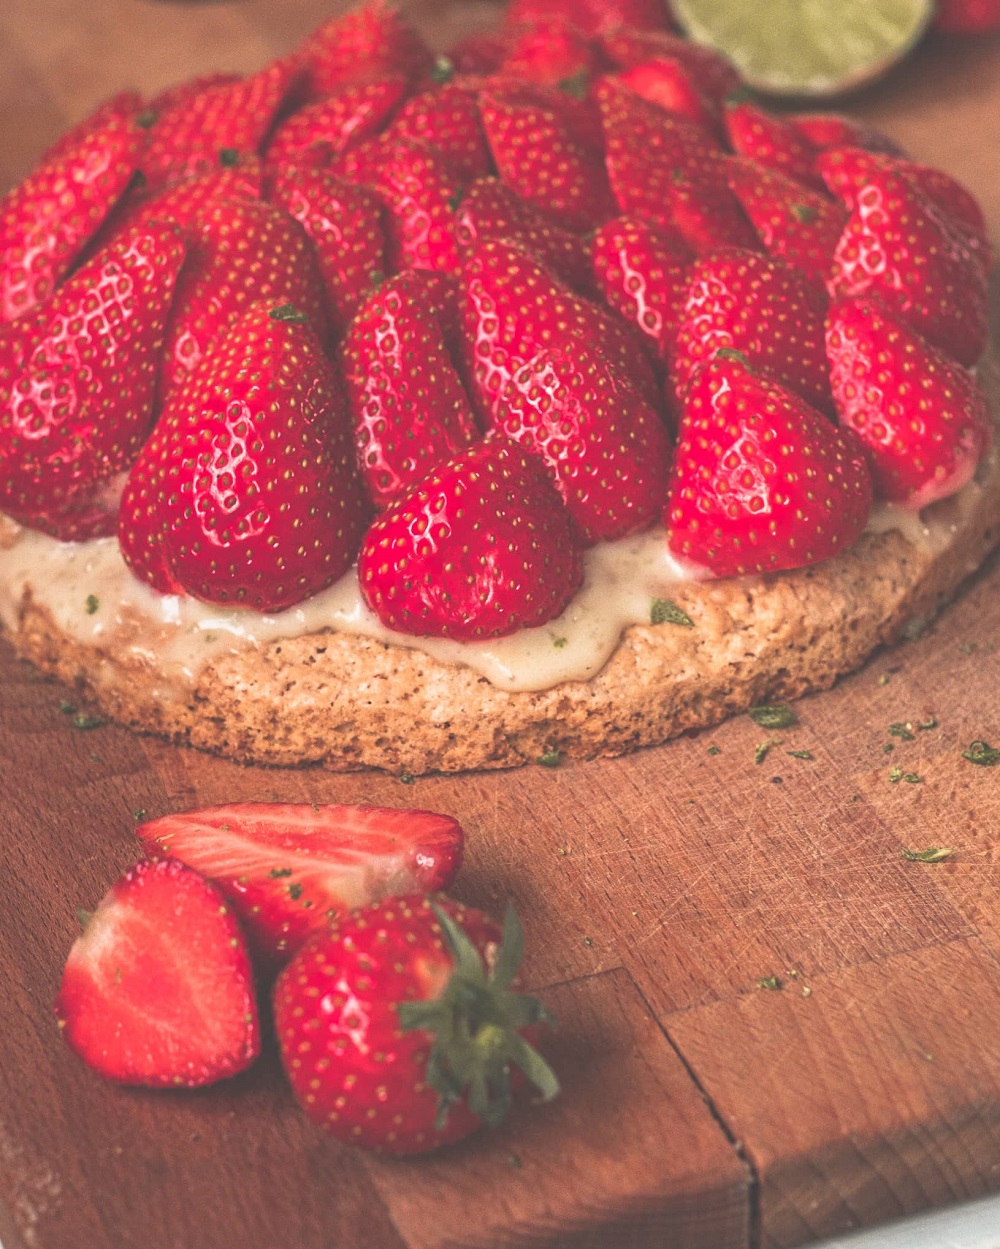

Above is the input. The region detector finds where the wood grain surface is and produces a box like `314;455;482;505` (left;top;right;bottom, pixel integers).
2;4;1000;1248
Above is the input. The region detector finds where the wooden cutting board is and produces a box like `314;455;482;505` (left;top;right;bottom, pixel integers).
3;5;1000;1247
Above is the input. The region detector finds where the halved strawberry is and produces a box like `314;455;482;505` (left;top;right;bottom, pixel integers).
826;295;992;509
344;270;479;508
598;79;758;254
828;167;989;368
264;77;408;170
142;58;301;190
136;803;465;965
388;81;493;182
454;176;591;290
0;220;186;540
723;92;825;192
358;435;584;640
613;59;721;136
0;109;146;323
494;343;672;544
55;857;259;1088
119;301;368;610
479;88;616;233
460;236;658;423
159;196;327;403
590;215;693;370
294;1;433;101
817;146;993;273
498;16;598;86
725;158;846;283
266;165;388;338
673;247;832;413
664;351;872;578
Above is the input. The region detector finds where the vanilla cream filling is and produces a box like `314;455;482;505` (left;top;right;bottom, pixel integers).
0;469;986;695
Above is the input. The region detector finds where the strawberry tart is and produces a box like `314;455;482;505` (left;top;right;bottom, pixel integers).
0;0;998;774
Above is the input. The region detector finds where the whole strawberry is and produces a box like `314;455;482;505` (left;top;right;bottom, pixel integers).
933;0;1000;33
826;295;992;509
358;436;583;640
119;301;368;610
0;220;186;540
273;894;559;1154
665;351;873;578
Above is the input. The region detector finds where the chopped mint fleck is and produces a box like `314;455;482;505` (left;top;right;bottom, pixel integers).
749;704;797;729
72;713;105;730
883;743;895;754
888;766;904;783
85;594;99;615
962;740;1000;766
650;598;693;627
888;722;916;741
538;750;562;768
919;717;939;731
707;745;722;756
754;740;774;765
757;976;782;991
133;809;146;821
901;846;954;862
58;699;75;715
398;772;415;784
787;749;813;761
552;636;568;649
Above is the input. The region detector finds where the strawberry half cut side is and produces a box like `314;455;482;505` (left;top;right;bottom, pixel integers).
137;802;464;966
274;894;558;1155
55;857;260;1087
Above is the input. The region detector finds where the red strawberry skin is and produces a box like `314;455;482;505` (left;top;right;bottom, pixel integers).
827;168;989;368
55;857;259;1088
665;353;873;578
0;109;145;323
137;803;465;966
344;270;479;508
358;436;583;640
273;895;505;1153
827;296;992;509
159;197;327;403
723;95;825;192
0;220;186;540
673;247;832;414
294;1;433;100
266;165;388;338
264;78;408;170
119;301;368;611
495;345;672;543
933;0;1000;32
389;82;493;183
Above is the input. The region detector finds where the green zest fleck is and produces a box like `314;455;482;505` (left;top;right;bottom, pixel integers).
399;772;415;785
919;717;939;731
889;766;922;784
888;766;903;783
888;722;916;741
287;882;304;901
132;809;146;822
552;636;568;649
758;976;782;991
85;594;99;615
962;740;1000;766
787;749;813;761
269;303;307;323
73;713;105;730
749;704;797;730
58;699;75;715
901;846;954;863
878;672;892;686
754;741;773;765
650;598;693;627
538;750;562;768
707;745;722;756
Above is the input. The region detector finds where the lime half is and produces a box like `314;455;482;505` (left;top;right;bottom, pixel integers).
670;0;935;97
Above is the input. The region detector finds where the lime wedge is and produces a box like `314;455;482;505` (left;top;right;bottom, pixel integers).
670;0;934;97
